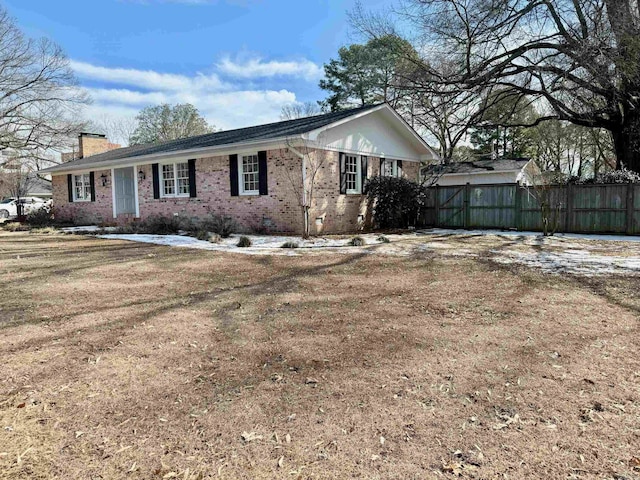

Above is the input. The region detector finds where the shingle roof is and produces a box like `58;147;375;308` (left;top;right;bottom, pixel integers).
422;158;531;176
47;104;383;173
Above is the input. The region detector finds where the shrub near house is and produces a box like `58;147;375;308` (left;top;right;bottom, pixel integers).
366;176;428;229
42;104;436;235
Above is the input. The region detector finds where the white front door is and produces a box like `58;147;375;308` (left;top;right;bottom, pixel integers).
114;167;136;215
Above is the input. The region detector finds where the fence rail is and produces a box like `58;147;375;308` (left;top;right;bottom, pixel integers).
420;183;640;235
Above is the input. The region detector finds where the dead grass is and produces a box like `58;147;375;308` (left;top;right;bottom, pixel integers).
1;231;639;479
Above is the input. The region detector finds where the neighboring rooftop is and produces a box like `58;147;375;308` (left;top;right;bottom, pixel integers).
26;174;52;196
0;173;52;198
422;158;531;176
45;104;383;173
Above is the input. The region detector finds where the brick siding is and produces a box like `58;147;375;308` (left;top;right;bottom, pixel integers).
52;148;421;234
136;149;303;233
308;151;420;234
52;170;113;225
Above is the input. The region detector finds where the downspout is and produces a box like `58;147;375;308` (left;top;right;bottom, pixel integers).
288;145;309;236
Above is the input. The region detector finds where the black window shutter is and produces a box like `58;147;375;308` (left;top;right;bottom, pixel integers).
339;153;346;194
188;159;197;197
258;150;268;195
229;154;239;196
397;160;403;177
361;156;368;194
89;172;96;201
67;174;73;202
152;163;160;199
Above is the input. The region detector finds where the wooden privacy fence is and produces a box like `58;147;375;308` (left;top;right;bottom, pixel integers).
420;183;640;235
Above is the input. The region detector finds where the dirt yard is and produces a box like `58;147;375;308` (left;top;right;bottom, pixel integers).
1;231;639;479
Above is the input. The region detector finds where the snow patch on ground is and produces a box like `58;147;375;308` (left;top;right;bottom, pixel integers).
85;227;640;276
423;228;640;243
493;249;640;276
95;233;408;256
422;229;640;276
62;226;116;233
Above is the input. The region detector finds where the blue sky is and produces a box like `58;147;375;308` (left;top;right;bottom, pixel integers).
4;0;389;137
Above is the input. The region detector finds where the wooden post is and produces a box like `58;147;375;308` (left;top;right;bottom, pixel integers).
626;183;635;234
434;185;440;228
464;182;471;229
514;184;522;231
566;183;573;233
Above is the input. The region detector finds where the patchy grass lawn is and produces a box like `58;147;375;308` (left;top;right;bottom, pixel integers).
1;231;639;479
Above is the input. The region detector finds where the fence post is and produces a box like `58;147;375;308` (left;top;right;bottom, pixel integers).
434;185;440;228
513;183;522;231
626;183;635;234
566;183;573;233
464;182;471;229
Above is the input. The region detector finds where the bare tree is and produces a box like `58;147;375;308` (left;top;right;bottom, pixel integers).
89;115;138;147
319;29;538;163
530;120;614;176
282;138;331;238
352;0;640;172
412;89;480;161
0;7;87;170
0;160;38;218
524;172;566;236
280;102;323;120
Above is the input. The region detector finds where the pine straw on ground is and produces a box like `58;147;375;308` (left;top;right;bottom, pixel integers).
0;231;639;480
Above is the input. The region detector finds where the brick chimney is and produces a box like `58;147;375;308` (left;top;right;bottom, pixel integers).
78;132;121;158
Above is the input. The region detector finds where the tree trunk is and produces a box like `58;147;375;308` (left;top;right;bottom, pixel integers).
611;112;640;172
301;205;310;239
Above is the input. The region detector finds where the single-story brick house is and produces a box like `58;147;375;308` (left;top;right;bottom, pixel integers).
41;103;437;234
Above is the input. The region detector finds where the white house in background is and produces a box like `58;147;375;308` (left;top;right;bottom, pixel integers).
421;158;539;186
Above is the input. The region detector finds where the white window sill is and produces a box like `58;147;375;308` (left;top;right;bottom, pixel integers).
73;198;91;203
240;190;260;196
345;190;362;195
160;194;190;199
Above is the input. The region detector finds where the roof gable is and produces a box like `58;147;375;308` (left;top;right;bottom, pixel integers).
306;104;438;161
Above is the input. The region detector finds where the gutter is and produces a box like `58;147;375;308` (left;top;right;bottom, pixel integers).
288;145;309;235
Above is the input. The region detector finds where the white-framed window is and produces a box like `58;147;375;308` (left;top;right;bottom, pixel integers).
345;154;362;194
161;162;190;197
239;153;260;195
73;173;91;202
381;159;399;177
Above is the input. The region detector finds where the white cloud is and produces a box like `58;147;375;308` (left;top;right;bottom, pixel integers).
70;60;228;92
73;59;308;136
86;88;171;105
82;86;295;131
217;56;323;81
